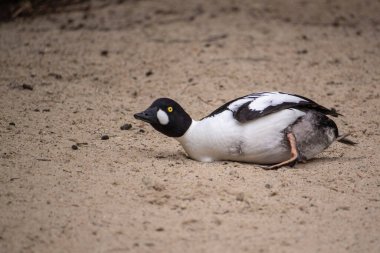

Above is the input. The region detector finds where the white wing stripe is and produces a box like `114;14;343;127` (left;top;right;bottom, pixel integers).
247;93;306;112
223;92;309;115
227;98;253;111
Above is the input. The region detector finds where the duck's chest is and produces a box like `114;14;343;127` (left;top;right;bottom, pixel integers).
176;109;305;163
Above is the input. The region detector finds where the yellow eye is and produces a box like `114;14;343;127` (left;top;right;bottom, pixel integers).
167;106;173;113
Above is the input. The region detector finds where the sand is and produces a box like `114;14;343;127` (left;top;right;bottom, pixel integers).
1;0;380;252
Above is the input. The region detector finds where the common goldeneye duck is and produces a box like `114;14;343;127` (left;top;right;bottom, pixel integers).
134;92;355;169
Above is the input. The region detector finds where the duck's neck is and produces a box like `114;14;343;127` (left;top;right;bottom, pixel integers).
175;119;201;144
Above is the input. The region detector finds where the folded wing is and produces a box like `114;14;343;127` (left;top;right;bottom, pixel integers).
205;92;340;123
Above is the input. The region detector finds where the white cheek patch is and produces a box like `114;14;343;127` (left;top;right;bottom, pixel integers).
157;109;169;125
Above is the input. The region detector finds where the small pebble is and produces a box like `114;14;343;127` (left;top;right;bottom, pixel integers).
236;192;244;201
101;135;109;140
139;129;145;133
145;70;153;77
9;122;15;126
120;123;132;130
71;145;78;150
269;192;278;197
48;73;62;80
296;49;308;54
22;84;33;90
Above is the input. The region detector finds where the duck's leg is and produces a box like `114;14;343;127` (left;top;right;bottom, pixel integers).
261;132;299;170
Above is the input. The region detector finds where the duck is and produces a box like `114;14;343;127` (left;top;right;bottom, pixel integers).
134;91;355;169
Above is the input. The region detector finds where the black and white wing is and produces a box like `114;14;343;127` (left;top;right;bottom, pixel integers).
205;92;340;123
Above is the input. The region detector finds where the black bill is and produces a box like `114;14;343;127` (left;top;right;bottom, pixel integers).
134;107;159;124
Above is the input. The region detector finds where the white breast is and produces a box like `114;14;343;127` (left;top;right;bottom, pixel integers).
176;109;306;164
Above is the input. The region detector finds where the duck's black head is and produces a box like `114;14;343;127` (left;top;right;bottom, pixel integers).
134;98;192;137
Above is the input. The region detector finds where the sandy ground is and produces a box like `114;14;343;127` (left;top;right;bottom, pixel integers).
1;0;380;252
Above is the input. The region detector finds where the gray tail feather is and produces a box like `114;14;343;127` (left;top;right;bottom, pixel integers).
330;107;342;117
336;133;357;146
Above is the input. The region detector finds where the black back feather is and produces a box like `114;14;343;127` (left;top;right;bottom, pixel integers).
203;92;340;123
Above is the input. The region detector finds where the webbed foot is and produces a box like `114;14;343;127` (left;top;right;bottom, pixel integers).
260;133;300;170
